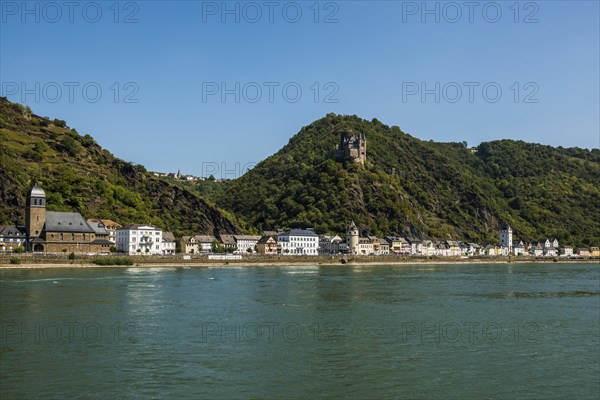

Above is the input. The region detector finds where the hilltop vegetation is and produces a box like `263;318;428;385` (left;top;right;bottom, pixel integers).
214;114;599;246
1;100;597;247
0;98;242;236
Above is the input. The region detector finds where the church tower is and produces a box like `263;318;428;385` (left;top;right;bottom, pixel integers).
499;223;513;252
346;221;359;255
26;185;46;241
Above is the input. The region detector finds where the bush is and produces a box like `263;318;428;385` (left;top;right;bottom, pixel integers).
13;246;25;254
68;252;76;260
53;119;67;128
93;257;134;266
9;258;20;264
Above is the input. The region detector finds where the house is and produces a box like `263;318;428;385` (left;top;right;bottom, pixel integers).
531;246;544;257
483;245;501;256
436;241;449;257
116;224;164;255
87;219;111;243
379;238;390;255
87;219;121;243
161;232;177;255
277;228;319;256
319;235;344;255
561;246;573;257
466;243;481;256
100;219;121;243
368;236;381;255
358;237;373;255
544;246;557;257
0;225;26;252
385;236;403;254
445;241;461;257
218;234;237;251
256;235;278;255
234;235;261;253
513;240;526;256
400;238;412;255
591;247;600;257
24;186;111;254
407;238;422;255
421;240;436;257
180;235;216;254
577;248;590;257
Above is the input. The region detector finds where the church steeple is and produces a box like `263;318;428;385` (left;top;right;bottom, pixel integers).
26;184;46;241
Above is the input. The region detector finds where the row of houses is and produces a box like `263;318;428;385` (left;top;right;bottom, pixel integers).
171;223;597;258
2;186;598;258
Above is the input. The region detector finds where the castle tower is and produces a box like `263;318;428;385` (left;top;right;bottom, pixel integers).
26;185;46;242
359;132;366;164
499;223;513;251
347;221;359;255
336;129;366;165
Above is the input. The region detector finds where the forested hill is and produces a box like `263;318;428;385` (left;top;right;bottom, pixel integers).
0;98;242;236
214;113;599;246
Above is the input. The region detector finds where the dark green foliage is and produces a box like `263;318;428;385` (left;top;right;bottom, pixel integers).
214;114;599;246
0;98;242;237
52;119;67;128
9;257;20;264
93;257;134;266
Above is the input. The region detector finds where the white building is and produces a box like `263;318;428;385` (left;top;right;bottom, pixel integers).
0;226;26;253
277;228;319;256
319;235;345;255
499;223;513;253
561;246;573;257
116;224;164;255
161;232;177;255
234;235;261;253
513;240;526;256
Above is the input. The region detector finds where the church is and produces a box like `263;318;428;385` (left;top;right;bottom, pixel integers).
25;185;113;254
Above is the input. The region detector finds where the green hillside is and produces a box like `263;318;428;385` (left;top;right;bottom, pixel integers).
214;113;600;246
0;98;242;236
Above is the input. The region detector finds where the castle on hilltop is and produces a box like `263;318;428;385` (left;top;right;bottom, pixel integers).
336;129;366;165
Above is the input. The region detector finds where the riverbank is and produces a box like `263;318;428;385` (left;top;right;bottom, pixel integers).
1;256;597;269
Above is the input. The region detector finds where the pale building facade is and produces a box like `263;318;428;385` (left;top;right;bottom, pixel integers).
116;224;164;255
277;229;319;255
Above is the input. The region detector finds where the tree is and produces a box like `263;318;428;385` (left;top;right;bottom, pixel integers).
61;135;79;156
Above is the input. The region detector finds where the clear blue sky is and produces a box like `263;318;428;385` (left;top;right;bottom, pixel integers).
1;1;599;177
